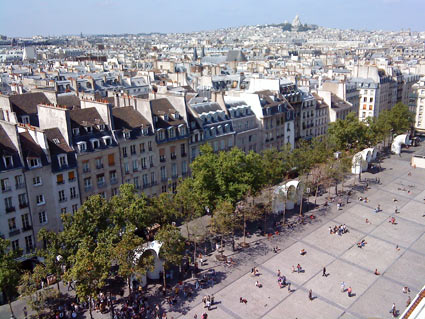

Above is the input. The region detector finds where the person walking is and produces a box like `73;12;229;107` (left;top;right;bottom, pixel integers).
308;289;313;301
347;286;352;297
341;281;345;292
322;266;326;277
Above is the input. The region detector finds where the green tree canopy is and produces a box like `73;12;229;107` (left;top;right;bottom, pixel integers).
0;238;21;317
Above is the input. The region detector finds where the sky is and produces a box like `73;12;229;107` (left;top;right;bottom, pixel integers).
0;0;424;37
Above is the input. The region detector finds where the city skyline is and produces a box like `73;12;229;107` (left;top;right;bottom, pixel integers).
1;0;424;37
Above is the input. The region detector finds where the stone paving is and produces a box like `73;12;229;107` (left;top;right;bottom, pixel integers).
169;149;425;319
1;146;425;319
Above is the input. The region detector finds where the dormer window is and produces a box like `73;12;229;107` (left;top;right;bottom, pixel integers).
142;127;149;135
163;114;169;121
246;108;251;115
225;123;230;132
123;131;130;140
210;127;215;136
98;124;105;131
90;138;100;149
217;125;223;134
72;128;80;136
168;127;175;139
21;115;30;124
28;157;41;168
58;154;68;168
158;129;165;141
3;156;13;168
102;136;112;146
86;126;93;133
77;141;87;152
173;112;180;119
178;124;186;136
153;116;158;123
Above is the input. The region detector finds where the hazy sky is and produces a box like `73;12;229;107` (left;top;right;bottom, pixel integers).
1;0;424;37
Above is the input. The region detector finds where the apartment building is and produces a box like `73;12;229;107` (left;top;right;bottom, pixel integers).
151;98;190;193
112;106;159;196
413;78;425;134
311;93;329;137
0;121;34;255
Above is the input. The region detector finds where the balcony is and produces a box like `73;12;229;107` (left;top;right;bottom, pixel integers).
59;197;67;203
1;186;11;193
160;156;166;163
68;178;76;183
15;183;25;190
9;229;20;237
6;206;16;213
171;154;177;160
110;178;118;185
133;167;139;172
22;225;33;232
19;202;29;209
141;165;147;170
57;180;65;185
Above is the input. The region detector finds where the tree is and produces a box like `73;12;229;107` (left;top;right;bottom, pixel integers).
261;148;285;185
37;229;66;293
155;225;185;288
0;238;21;318
210;201;237;258
64;237;111;319
386;102;414;134
112;227;153;296
148;192;177;226
328;112;369;150
309;164;329;204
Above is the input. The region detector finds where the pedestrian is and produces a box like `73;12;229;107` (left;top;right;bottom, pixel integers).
277;269;281;277
341;281;345;292
390;303;396;316
322;266;326;277
308;289;313;301
297;264;301;273
347;286;352;297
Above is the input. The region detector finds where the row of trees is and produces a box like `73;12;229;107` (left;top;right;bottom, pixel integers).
0;103;414;318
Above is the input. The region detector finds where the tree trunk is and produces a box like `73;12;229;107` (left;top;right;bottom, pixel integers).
314;185;319;204
283;199;287;224
57;280;60;293
89;297;94;319
193;241;197;267
127;277;131;296
220;237;224;257
299;196;303;217
162;265;166;289
242;211;246;244
8;298;15;318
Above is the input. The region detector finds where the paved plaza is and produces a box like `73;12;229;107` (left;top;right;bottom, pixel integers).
168;149;425;319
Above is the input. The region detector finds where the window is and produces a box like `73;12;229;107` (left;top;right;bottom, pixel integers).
142;174;148;187
220;140;225;150
21;115;30;124
21;214;30;229
103;136;112;146
150;172;156;184
140;143;145;153
133;177;140;189
25;235;33;252
161;185;167;193
15;175;24;188
159;148;166;162
181;144;186;156
58;154;68;167
149;155;153;167
84;177;92;190
160;166;167;181
57;174;64;184
86;126;93;133
179;125;186;136
8;218;16;231
108;154;115;166
158;130;165;141
133;159;139;171
72;204;78;213
363;97;367;102
99;192;106;199
141;157;147;169
170;146;176;160
36;195;45;205
95;158;103;169
3;155;13;168
148;141;152;151
370;97;373;103
369;105;373;110
77;142;87;152
130;145;136;155
111;188;118;196
124;131;130;139
72;128;80;136
1;178;10;192
28;157;40;168
38;211;48;224
213;141;218;152
124;162;129;174
122;147;128;158
97;174;105;187
58;190;66;202
182;161;187;175
110;170;117;184
70;187;77;199
68;171;75;181
172;163;177;178
228;137;233;148
11;240;19;252
91;139;100;149
33;176;42;186
18;193;28;208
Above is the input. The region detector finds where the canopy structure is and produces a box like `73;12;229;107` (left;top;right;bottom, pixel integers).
352;147;378;174
272;180;304;213
391;134;410;155
133;240;163;285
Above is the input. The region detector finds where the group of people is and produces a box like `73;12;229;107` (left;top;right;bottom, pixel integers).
201;295;215;310
329;224;348;236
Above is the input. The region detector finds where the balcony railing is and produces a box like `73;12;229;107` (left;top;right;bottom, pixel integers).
1;186;11;193
22;225;33;232
181;152;187;157
57;180;65;185
96;163;104;169
160;156;166;163
83;167;90;173
9;229;20;237
70;194;79;200
68;178;76;182
110;178;118;185
97;182;106;188
59;197;67;203
15;183;26;190
6;206;16;213
171;154;177;160
84;185;92;191
19;202;29;209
